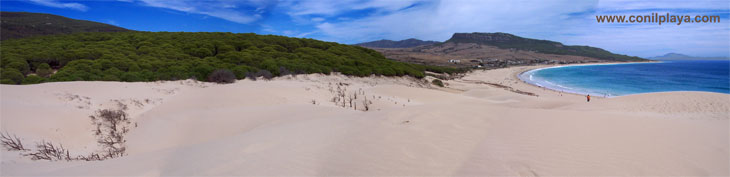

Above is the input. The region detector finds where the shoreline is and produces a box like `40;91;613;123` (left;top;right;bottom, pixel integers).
511;61;713;98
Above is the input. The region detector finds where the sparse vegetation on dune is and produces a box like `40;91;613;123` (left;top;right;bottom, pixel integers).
1;108;132;161
432;79;444;87
207;69;236;83
1;132;28;151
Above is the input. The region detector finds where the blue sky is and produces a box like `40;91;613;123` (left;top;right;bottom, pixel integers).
1;0;728;58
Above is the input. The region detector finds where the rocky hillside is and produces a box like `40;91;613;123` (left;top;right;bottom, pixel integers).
446;32;645;62
355;38;439;48
1;12;130;40
370;32;647;68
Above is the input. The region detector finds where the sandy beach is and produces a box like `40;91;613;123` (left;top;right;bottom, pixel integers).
1;65;728;176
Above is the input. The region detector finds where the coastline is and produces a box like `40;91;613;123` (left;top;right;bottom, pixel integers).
514;61;679;98
2;64;729;176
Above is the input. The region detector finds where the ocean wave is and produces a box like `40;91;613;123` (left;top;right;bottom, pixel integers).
518;61;729;97
519;66;619;97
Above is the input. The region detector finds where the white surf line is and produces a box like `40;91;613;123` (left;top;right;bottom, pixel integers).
517;62;659;98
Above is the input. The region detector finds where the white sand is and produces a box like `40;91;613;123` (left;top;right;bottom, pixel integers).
1;66;728;176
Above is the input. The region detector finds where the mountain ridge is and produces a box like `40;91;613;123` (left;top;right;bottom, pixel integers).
445;32;645;61
355;38;439;48
1;11;131;40
650;53;729;60
362;32;647;68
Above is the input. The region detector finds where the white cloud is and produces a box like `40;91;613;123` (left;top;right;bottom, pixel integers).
563;17;730;57
295;31;317;38
106;20;120;26
134;0;271;24
104;0;729;57
311;0;598;43
29;0;88;11
280;0;426;16
576;0;730;57
283;0;728;57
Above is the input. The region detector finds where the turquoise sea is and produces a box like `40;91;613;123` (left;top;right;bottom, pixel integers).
519;60;730;97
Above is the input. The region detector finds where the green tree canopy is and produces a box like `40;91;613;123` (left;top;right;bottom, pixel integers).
1;32;462;85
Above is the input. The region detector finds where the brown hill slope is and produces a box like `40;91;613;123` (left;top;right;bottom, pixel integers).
364;33;646;68
372;42;603;68
1;11;130;40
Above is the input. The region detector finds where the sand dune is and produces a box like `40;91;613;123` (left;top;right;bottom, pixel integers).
1;66;728;176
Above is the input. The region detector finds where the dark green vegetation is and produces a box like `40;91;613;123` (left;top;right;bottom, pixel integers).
1;12;130;40
355;38;439;48
207;69;236;84
0;32;462;84
446;32;646;61
431;79;444;87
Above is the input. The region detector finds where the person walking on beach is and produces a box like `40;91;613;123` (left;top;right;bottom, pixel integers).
586;94;591;102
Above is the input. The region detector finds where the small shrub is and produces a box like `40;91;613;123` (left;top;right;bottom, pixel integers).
5;61;30;75
90;109;130;158
246;70;273;80
257;70;274;80
36;63;53;77
432;79;444;87
22;75;44;84
231;65;255;79
207;69;236;84
1;68;25;84
279;66;294;76
121;72;145;82
245;72;257;81
27;140;72;161
0;79;15;84
1;132;28;151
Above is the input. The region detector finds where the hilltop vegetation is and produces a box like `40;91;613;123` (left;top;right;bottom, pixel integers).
1;12;130;40
0;32;463;84
447;32;646;61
